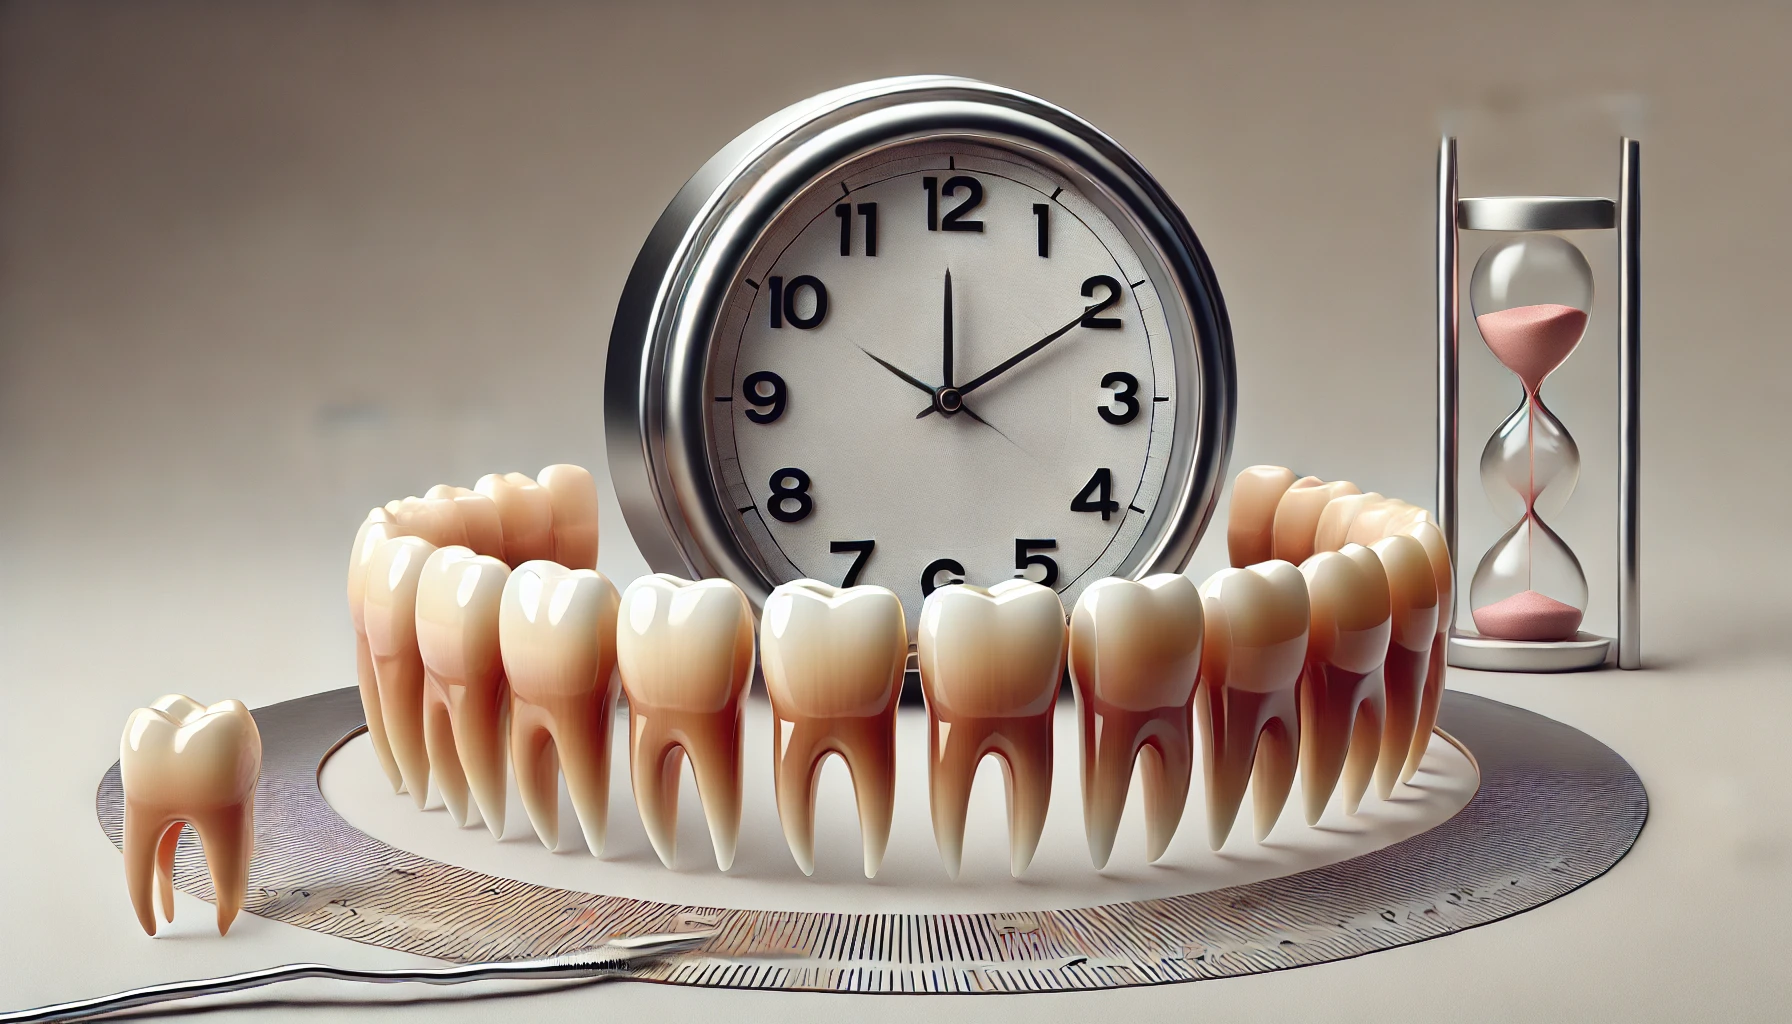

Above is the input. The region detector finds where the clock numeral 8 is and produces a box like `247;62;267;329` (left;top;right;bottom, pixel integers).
1099;371;1140;424
768;275;829;330
1015;538;1059;589
767;467;813;523
742;370;787;423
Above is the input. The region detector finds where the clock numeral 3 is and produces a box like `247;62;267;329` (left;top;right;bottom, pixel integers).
921;557;966;597
768;467;814;523
769;275;829;330
835;202;878;257
1014;538;1059;589
829;539;875;587
923;175;984;232
742;370;787;423
1099;371;1140;424
1079;275;1124;329
1071;468;1120;521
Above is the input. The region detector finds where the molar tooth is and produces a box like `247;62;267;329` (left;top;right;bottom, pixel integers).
1399;520;1454;783
1369;534;1440;798
1345;498;1430;547
1272;478;1361;566
1313;491;1386;554
1196;561;1308;847
615;575;755;870
423;484;505;559
1068;575;1203;868
761;580;905;877
1296;545;1392;823
537;464;600;570
347;509;405;792
476;472;555;567
416;546;511;834
386;494;467;549
120;695;261;936
1227;466;1298;568
363;534;439;805
500;561;621;855
917;579;1064;879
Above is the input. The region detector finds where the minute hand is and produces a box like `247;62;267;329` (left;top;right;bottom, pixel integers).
916;309;1087;419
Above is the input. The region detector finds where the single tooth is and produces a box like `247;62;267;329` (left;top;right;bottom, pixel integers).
761;580;905;877
917;579;1064;879
1296;545;1391;823
386;494;467;548
1272;478;1361;565
1345;498;1430;547
1196;561;1308;848
500;560;621;855
476;472;556;567
1312;491;1386;554
347;509;405;793
1369;534;1440;798
615;574;755;870
537;464;600;570
120;695;261;936
1399;519;1454;783
1068;575;1203;868
424;484;506;559
363;534;439;806
1227;466;1298;568
415;546;511;834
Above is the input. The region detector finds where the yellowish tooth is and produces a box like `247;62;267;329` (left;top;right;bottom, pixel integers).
1399;519;1454;782
386;494;466;549
1068;574;1203;868
1296;545;1391;823
415;546;511;834
537;464;600;570
363;534;439;806
1227;466;1298;568
424;484;506;560
346;509;404;793
1345;498;1430;547
1272;478;1361;566
1312;491;1386;554
1369;534;1440;798
476;472;555;567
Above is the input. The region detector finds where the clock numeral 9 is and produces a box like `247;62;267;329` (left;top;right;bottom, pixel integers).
829;539;875;587
742;370;787;423
768;275;829;330
1079;275;1124;329
1071;467;1120;521
920;557;965;598
767;467;813;523
1100;371;1140;424
1015;538;1059;589
923;175;985;232
835;202;878;257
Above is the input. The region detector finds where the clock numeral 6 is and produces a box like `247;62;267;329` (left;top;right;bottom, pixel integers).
830;539;875;587
767;467;813;523
1015;538;1059;589
1080;275;1124;329
1100;371;1140;424
768;275;828;330
1071;467;1120;521
742;370;787;423
923;175;984;232
920;557;966;598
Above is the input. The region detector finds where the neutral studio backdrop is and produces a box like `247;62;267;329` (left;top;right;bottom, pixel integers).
2;2;1790;1021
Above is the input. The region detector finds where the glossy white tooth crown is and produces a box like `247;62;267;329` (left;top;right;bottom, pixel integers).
918;579;1065;718
536;464;600;570
1198;561;1311;692
415;545;511;833
1301;545;1393;673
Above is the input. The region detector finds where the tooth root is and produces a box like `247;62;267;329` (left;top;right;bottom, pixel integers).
1079;706;1194;866
510;694;617;853
537;464;600;570
1228;466;1299;568
1197;685;1300;847
1400;521;1455;783
928;712;1053;879
629;707;746;869
1371;534;1441;798
347;511;404;793
422;695;471;826
1272;478;1361;566
1297;546;1392;824
416;548;511;835
364;536;438;806
773;715;898;878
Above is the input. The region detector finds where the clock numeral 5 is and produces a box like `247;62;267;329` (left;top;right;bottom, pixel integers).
767;467;813;523
1100;371;1140;424
1080;275;1124;329
1015;538;1059;589
768;275;829;330
923;175;984;232
742;370;787;423
830;539;875;587
1071;467;1120;521
921;557;966;598
835;202;878;257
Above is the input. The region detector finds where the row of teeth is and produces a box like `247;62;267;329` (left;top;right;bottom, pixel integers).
116;462;1452;935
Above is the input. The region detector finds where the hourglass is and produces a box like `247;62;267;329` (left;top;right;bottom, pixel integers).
1436;138;1641;672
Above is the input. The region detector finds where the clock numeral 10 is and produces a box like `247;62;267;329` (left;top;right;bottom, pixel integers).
1071;468;1120;521
923;175;985;232
767;467;813;523
1015;538;1059;588
768;275;829;329
830;539;874;587
835;202;878;257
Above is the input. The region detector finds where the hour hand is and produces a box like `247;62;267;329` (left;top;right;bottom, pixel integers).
857;346;936;399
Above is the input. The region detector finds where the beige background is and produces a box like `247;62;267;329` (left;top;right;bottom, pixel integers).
2;1;1789;1020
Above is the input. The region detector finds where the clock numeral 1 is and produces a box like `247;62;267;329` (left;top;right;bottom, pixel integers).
835;202;878;257
768;275;829;330
923;175;984;232
830;539;875;587
920;557;965;598
1033;203;1050;257
1014;538;1059;589
742;370;787;423
767;467;813;523
1100;371;1140;424
1071;468;1120;521
1079;275;1123;329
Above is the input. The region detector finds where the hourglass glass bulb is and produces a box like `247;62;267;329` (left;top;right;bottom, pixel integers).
1479;396;1581;520
1471;234;1593;393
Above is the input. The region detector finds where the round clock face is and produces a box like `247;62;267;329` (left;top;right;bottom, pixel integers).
705;141;1182;630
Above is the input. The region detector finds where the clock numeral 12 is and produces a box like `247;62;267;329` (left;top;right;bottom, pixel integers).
1071;468;1120;521
835;202;878;257
1015;538;1059;588
923;175;985;232
767;467;813;523
768;275;829;329
830;539;875;587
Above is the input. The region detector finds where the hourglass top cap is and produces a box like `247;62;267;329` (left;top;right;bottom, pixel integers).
1458;196;1616;232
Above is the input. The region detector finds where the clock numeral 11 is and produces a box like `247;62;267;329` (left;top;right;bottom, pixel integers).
835;202;878;257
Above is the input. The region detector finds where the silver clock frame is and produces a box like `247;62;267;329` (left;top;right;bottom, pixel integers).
605;76;1235;610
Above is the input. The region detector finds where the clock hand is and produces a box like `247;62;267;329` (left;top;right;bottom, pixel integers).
942;268;954;389
857;346;937;399
916;307;1087;419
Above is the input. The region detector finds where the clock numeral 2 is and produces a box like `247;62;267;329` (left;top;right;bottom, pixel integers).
1100;371;1140;424
1071;468;1120;521
1015;538;1059;589
769;275;829;330
768;467;813;523
923;175;984;232
742;370;786;423
835;202;878;257
921;557;965;598
1080;275;1123;329
830;539;875;587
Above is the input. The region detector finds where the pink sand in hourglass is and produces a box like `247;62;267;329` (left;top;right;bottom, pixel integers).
1476;303;1588;394
1473;589;1583;642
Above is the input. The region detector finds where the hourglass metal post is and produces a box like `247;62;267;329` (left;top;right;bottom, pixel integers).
1436;137;1641;672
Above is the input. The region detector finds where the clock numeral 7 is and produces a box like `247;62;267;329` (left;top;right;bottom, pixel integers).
835;202;878;257
1071;468;1120;521
830;539;875;587
768;275;829;329
1015;538;1059;588
923;175;984;232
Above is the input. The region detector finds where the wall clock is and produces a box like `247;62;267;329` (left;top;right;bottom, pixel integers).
606;76;1235;634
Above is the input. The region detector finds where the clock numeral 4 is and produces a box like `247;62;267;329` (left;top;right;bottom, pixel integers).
742;370;787;423
768;275;829;330
1079;275;1123;329
1100;371;1140;424
923;175;984;232
835;202;878;257
921;557;966;598
768;467;813;523
1014;538;1059;589
830;539;875;587
1071;468;1120;521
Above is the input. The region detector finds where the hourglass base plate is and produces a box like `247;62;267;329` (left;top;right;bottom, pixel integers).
1448;631;1613;673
